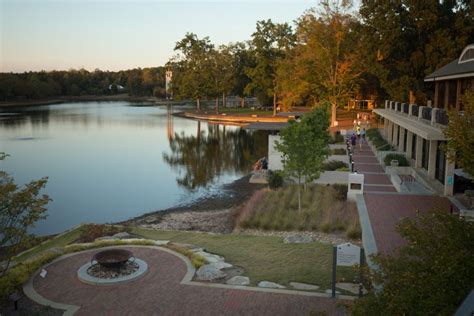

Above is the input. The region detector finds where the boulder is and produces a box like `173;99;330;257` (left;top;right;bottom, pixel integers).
208;262;232;270
289;282;320;290
196;264;226;281
194;251;225;263
258;281;285;289
283;234;313;244
226;276;250;286
154;240;169;246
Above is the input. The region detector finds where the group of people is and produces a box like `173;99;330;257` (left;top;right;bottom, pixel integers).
350;125;366;148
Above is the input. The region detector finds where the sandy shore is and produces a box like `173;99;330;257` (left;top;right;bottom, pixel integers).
120;175;266;234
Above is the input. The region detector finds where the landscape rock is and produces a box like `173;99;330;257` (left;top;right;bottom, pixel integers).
336;282;367;295
289;282;320;290
283;234;313;244
195;251;225;263
258;281;286;289
196;264;226;281
226;276;250;286
154;240;169;246
208;262;232;270
112;232;131;239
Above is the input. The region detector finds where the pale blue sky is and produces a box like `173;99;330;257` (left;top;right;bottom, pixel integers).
0;0;332;72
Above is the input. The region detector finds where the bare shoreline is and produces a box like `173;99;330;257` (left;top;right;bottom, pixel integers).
119;175;266;233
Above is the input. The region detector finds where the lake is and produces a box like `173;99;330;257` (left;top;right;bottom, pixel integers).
0;101;268;235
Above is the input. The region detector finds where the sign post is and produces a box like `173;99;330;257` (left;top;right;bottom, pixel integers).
332;243;363;298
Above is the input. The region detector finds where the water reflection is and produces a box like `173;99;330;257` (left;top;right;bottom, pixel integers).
0;102;268;235
164;122;268;190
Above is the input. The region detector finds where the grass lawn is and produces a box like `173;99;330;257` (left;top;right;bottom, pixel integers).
14;227;83;263
9;224;359;292
131;227;358;290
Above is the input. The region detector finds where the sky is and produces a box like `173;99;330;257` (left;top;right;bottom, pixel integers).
0;0;329;73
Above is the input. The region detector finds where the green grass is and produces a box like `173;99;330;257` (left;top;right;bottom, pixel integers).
131;227;357;289
237;185;361;239
14;226;83;263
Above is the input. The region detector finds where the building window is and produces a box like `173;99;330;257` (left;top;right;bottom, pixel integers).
412;134;417;160
422;138;429;170
438;82;445;109
448;80;457;109
403;129;407;152
436;141;446;184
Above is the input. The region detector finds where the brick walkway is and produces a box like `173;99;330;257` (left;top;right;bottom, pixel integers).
353;141;456;257
32;247;348;316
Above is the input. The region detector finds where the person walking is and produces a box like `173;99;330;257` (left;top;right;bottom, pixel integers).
360;128;366;149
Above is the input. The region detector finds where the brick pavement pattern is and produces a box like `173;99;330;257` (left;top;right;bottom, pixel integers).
363;194;454;256
33;247;348;316
350;140;456;256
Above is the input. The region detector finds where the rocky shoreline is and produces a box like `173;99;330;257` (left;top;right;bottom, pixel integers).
120;175;266;233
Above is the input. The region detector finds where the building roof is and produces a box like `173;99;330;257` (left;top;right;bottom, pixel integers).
425;44;474;82
244;122;289;131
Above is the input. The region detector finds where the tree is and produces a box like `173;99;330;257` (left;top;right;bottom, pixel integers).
0;153;50;277
443;92;474;176
245;19;296;114
277;0;361;125
352;209;474;315
358;0;474;103
172;33;215;111
275;108;330;212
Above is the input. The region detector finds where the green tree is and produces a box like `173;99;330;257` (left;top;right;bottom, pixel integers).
275;108;330;212
443;92;474;176
172;33;215;111
359;0;474;103
245;19;296;114
352;210;474;315
0;153;50;277
277;0;361;125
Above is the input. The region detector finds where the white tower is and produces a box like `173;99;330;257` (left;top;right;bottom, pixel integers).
165;70;173;100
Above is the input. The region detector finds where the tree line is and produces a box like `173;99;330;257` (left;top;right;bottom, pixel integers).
0;67;167;100
169;0;473;125
1;0;473;123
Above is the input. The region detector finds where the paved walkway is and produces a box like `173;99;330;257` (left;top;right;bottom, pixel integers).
352;141;456;257
29;247;349;316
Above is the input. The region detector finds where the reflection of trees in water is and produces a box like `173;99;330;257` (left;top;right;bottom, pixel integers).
163;122;268;190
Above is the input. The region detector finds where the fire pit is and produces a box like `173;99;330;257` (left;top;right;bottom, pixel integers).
92;249;134;269
78;248;148;285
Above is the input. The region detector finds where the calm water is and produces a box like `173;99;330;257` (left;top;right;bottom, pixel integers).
0;101;267;235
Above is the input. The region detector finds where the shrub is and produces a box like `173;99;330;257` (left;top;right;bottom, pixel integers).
236;184;359;236
267;170;284;189
330;133;345;144
331;148;347;155
366;128;394;151
384;154;409;166
322;160;348;171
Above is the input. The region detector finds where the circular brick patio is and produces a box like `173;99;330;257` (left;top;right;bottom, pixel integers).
27;246;348;315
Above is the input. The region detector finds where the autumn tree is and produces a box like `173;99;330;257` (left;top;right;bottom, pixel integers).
352;210;474;315
443;92;474;176
0;153;50;277
275;108;330;212
245;19;296;114
277;0;361;126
